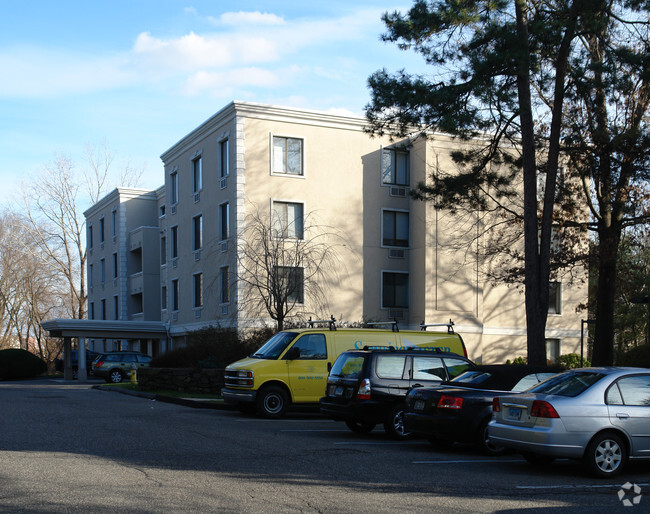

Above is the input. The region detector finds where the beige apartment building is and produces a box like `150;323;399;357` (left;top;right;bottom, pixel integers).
84;101;588;363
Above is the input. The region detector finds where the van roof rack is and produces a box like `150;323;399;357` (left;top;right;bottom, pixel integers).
361;345;447;353
307;316;337;331
420;319;455;334
364;320;400;332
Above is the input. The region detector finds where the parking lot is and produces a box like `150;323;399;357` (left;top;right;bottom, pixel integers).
0;378;647;512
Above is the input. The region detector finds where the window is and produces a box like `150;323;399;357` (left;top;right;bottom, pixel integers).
159;205;166;217
546;338;560;362
220;266;229;303
99;258;106;284
171;226;178;259
608;375;650;406
376;355;407;379
193;273;203;308
88;264;94;288
170;171;179;204
88;225;93;249
292;334;327;359
101;299;106;320
276;266;304;303
160;236;166;265
193;215;203;251
171;279;179;311
219;203;229;240
412;357;445;381
89;302;95;320
272;201;303;239
272;136;303;175
382;271;408;309
192;156;202;193
381;148;409;186
549;282;562;314
112;253;118;279
111;210;117;239
161;285;167;310
113;295;119;320
219;139;229;178
99;218;105;244
382;210;409;247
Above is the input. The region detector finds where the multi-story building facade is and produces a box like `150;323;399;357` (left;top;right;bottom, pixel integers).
84;101;588;363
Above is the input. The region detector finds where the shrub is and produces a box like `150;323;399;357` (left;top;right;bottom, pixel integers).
150;327;274;369
0;349;47;379
506;356;527;365
557;353;590;369
616;344;650;368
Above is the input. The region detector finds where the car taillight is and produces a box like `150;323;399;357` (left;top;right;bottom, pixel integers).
437;395;463;409
94;360;104;368
492;397;501;412
530;400;559;418
356;378;371;400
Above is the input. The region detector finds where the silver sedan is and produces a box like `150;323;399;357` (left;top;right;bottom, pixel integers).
488;367;650;477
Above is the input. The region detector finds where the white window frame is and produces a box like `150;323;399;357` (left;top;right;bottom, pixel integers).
192;214;203;251
381;208;410;248
220;266;230;304
193;272;203;308
381;147;410;186
219;138;229;179
276;265;305;304
171;226;179;259
219;202;230;241
171;278;179;312
270;134;304;177
381;270;409;310
548;281;562;315
192;154;203;194
271;199;304;239
170;169;179;205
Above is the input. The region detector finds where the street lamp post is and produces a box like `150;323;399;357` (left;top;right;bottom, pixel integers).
630;295;650;345
581;319;596;368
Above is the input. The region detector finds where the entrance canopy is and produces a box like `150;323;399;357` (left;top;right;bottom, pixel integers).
42;319;168;381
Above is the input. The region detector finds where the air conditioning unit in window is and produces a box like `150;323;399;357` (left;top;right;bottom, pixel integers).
172;312;178;321
220;178;227;189
220;241;228;252
172;258;178;268
389;309;405;319
221;305;228;315
194;192;200;203
388;249;406;259
194;309;201;319
390;187;407;197
171;205;177;215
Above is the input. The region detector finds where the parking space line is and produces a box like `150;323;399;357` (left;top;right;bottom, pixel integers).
280;429;349;432
334;441;423;445
516;483;649;490
414;459;524;464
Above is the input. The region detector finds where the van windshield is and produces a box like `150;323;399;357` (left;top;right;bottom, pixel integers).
251;332;298;359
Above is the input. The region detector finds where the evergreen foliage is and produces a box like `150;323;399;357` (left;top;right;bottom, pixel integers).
0;348;47;379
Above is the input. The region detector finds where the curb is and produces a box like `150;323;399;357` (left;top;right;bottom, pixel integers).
93;384;236;410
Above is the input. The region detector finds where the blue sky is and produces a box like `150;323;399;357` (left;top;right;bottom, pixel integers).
0;1;428;205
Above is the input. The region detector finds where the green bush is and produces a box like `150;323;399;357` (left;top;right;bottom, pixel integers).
557;353;590;369
616;344;650;368
150;327;274;369
0;349;47;379
506;356;528;365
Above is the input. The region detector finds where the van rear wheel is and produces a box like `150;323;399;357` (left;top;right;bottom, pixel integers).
256;386;289;418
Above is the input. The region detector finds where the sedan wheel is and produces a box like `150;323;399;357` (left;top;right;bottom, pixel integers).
477;419;506;456
345;420;376;434
108;369;123;383
384;405;412;440
584;432;627;478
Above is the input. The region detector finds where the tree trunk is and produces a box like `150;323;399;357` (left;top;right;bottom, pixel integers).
592;224;622;365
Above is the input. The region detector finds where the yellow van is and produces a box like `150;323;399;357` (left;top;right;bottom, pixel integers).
222;320;468;418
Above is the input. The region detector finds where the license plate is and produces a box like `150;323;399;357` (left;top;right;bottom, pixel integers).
413;400;425;411
507;407;522;420
335;386;344;396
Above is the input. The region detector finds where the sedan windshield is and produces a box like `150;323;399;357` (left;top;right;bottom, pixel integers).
527;371;605;397
251;332;298;359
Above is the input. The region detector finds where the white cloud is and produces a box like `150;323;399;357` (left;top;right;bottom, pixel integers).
182;67;289;96
216;11;285;26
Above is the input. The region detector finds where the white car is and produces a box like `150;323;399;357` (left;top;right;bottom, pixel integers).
488;367;650;477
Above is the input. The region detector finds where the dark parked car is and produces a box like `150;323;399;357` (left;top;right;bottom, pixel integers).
404;365;561;454
54;349;100;379
489;367;650;477
92;351;152;383
320;347;475;439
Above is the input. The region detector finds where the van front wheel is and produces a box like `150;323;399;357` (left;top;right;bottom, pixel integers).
256;386;289;418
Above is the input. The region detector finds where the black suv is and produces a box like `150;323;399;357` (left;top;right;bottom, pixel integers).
320;347;475;439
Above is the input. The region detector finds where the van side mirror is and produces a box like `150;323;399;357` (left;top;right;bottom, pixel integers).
285;347;300;360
